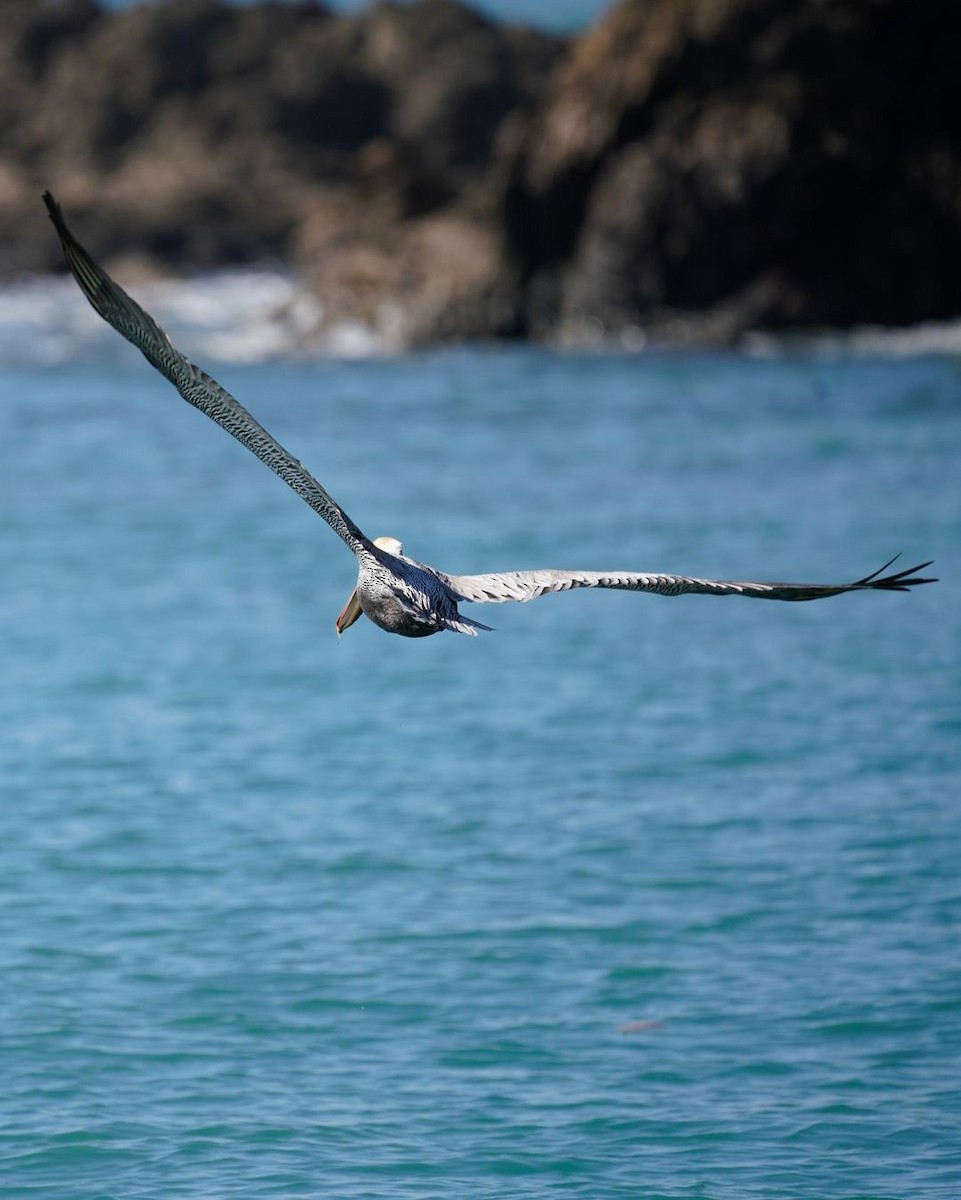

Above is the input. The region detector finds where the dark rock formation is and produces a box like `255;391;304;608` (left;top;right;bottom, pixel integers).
0;0;561;326
3;0;961;346
504;0;961;343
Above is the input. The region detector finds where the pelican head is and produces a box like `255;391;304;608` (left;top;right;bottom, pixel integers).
371;535;403;557
335;536;403;635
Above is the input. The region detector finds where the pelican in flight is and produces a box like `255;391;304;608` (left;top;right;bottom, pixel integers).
44;192;935;639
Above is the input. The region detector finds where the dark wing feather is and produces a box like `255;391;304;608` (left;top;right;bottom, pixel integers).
44;191;369;555
441;557;937;604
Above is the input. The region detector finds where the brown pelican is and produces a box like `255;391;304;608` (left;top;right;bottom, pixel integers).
43;192;936;639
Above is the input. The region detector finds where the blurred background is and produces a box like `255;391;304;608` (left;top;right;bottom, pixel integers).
1;4;958;1199
4;0;961;352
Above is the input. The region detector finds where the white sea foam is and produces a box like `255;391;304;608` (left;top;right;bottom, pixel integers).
743;316;961;361
0;269;394;365
4;269;961;363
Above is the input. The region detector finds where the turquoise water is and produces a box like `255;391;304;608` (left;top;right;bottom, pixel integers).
1;346;959;1198
102;0;608;34
296;0;604;29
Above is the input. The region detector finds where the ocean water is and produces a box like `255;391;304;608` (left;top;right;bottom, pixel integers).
1;333;959;1199
100;0;609;35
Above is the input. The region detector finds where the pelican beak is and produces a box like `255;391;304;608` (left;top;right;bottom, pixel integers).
335;588;364;636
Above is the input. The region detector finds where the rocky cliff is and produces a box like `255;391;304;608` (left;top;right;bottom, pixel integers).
504;0;961;344
3;0;961;348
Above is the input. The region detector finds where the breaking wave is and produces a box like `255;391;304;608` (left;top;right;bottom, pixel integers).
743;317;961;361
0;268;391;365
2;268;961;364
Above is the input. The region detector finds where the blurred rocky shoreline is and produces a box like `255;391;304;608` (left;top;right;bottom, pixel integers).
3;0;961;349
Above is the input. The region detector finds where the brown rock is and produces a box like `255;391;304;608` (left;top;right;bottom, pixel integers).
503;0;961;343
294;188;518;347
0;0;561;297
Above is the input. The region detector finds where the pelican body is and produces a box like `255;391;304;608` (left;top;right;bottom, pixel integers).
338;537;492;638
44;192;935;640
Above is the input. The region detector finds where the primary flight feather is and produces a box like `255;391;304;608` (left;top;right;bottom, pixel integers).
43;192;936;639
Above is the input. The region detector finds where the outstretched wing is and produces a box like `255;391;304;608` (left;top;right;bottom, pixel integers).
43;191;369;556
441;556;936;604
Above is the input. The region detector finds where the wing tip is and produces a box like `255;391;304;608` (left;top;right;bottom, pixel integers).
42;189;70;238
856;557;937;591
